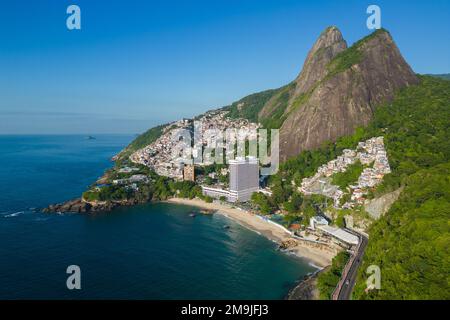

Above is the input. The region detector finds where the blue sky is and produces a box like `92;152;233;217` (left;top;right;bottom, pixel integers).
0;0;449;134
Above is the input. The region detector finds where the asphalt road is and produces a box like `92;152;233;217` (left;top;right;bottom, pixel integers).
337;232;368;300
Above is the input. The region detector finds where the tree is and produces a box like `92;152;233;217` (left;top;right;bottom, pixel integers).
331;160;364;190
317;251;351;299
251;192;275;215
204;176;214;186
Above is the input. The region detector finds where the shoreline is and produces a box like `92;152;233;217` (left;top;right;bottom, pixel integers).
285;266;330;300
165;197;335;268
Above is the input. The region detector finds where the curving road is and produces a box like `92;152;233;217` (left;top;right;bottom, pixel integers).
333;230;368;300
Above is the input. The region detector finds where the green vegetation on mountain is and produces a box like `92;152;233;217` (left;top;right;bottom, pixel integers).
288;90;312;113
317;251;351;299
259;83;296;129
226;82;299;129
327;29;388;79
256;76;449;299
429;73;450;81
117;124;165;160
331;160;364;190
365;76;449;198
226;88;278;122
327;45;363;78
271;75;449;194
351;76;450;300
354;163;450;299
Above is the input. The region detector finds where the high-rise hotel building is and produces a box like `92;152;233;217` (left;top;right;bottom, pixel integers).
201;156;259;202
228;157;259;202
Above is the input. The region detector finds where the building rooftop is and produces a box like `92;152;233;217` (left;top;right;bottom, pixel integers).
317;225;359;245
312;216;329;225
228;156;258;163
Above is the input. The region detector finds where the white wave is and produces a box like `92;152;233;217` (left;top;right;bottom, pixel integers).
308;262;323;270
4;211;24;218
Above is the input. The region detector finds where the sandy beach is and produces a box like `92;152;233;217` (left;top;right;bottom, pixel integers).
166;197;336;268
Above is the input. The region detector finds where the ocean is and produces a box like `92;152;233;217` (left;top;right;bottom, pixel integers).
0;135;315;299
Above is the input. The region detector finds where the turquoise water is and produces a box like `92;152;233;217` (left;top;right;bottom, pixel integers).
0;135;315;299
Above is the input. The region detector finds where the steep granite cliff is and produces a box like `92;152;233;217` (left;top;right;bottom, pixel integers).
272;28;419;161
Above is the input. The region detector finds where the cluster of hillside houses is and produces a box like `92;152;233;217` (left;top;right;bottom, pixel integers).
130;110;259;179
299;137;391;208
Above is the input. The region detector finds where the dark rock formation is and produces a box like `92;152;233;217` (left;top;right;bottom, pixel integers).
43;198;133;214
293;26;348;96
285;267;330;300
259;27;419;161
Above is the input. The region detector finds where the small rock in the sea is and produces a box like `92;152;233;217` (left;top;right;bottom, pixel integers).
279;239;298;250
200;209;214;215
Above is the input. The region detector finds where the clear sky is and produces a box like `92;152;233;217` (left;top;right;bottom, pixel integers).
1;0;449;134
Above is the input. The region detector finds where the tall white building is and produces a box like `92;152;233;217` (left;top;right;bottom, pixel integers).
202;157;260;202
228;157;259;202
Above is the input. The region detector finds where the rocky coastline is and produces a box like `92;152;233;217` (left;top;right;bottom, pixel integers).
42;198;142;214
285;267;329;300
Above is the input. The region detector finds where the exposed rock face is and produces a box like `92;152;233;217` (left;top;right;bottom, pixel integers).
260;27;419;161
364;187;403;219
286;267;329;300
293;26;348;96
259;27;347;121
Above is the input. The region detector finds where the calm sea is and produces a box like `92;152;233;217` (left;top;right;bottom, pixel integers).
0;135;315;299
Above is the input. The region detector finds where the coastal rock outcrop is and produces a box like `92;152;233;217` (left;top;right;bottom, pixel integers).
43;198;124;214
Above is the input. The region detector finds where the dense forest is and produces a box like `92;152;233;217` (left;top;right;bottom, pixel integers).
352;76;450;299
354;162;449;299
317;251;350;299
255;75;449;299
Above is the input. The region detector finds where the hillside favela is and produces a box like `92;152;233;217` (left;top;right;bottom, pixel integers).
0;1;448;309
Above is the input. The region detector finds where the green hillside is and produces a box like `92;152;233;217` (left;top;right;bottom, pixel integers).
259;76;449;299
354;162;450;299
226;88;279;123
352;76;450;299
117;124;165;160
429;73;450;80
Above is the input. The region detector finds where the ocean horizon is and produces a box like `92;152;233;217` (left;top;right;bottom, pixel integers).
0;134;315;299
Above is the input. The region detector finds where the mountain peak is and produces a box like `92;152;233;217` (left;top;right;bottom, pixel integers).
293;26;348;96
351;28;392;48
313;26;346;51
279;27;419;161
256;26;419;161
